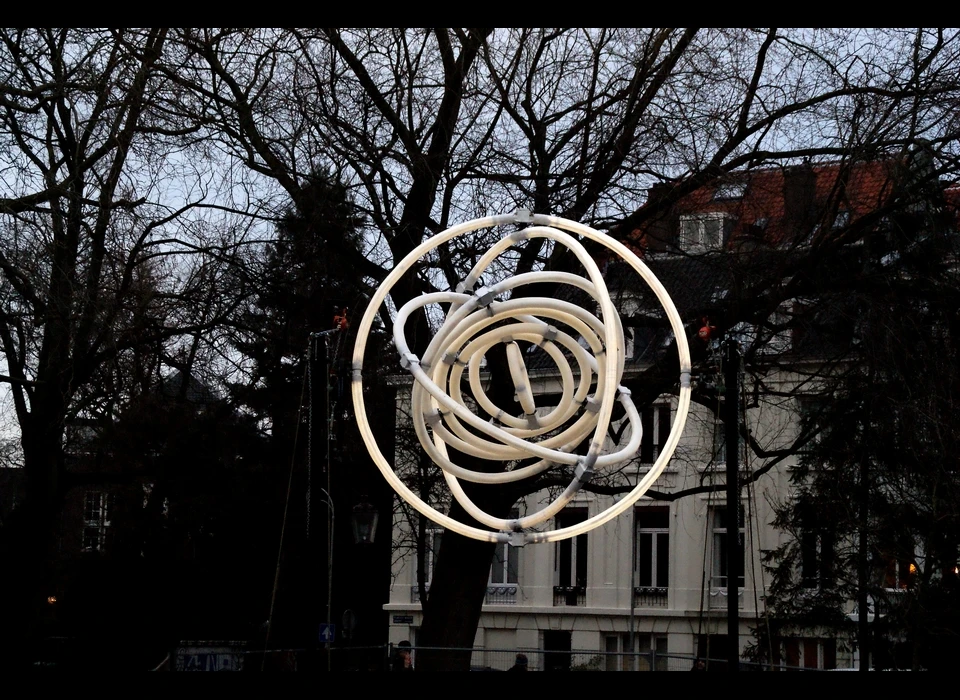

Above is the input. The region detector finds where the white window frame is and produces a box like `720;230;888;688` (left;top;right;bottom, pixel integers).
831;209;850;229
679;213;729;252
640;404;672;465
881;554;917;592
710;505;745;590
489;540;519;586
412;525;443;602
82;491;114;553
780;637;838;670
635;507;669;590
796;395;830;461
713;417;726;466
554;509;588;602
605;633;667;671
489;509;520;586
797;503;835;589
425;527;442;585
637;634;669;672
713;180;747;200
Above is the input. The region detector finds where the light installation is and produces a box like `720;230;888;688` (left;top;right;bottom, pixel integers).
352;211;691;545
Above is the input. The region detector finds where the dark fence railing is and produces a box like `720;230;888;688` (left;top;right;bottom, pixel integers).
160;643;838;671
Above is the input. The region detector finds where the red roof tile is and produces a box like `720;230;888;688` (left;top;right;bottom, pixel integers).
631;159;906;252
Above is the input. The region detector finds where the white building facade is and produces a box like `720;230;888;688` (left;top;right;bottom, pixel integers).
383;360;852;670
379;160;934;670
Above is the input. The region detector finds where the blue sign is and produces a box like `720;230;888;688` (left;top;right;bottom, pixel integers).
319;623;336;643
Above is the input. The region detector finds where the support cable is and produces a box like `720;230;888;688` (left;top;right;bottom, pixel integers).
696;352;724;658
262;358;310;670
740;371;775;669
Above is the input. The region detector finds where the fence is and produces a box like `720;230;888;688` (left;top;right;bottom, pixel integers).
176;644;833;671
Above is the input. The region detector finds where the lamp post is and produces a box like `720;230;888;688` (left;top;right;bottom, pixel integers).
352;497;379;545
309;330;380;671
309;329;339;671
316;487;335;671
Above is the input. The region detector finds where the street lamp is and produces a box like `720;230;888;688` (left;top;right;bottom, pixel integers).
351;497;379;545
310;330;380;669
320;492;378;670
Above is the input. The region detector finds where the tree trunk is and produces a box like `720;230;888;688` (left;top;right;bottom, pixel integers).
416;490;513;671
415;345;519;670
0;412;66;668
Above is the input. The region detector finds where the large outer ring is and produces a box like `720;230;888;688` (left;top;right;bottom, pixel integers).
351;212;692;544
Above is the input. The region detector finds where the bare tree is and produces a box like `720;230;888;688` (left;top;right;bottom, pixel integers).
140;28;960;667
0;28;264;655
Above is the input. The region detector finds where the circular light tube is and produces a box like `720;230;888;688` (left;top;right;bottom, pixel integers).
352;213;691;544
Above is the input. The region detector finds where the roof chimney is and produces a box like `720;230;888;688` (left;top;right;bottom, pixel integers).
783;162;817;242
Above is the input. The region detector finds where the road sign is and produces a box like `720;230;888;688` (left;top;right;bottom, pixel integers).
319;623;336;644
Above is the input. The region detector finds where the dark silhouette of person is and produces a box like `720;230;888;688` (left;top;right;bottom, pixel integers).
392;640;414;671
508;653;528;671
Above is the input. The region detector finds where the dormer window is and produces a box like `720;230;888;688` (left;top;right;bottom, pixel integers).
831;209;850;229
713;180;747;200
679;213;730;252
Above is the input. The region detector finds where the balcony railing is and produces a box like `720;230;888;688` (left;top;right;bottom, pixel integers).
708;587;744;609
414;583;520;605
485;585;519;605
633;586;668;608
553;585;586;607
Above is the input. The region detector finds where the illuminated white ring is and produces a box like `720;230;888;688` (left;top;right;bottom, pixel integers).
352;212;692;544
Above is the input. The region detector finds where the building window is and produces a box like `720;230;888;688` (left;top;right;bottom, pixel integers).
605;634;667;671
487;509;520;604
82;491;115;553
604;635;623;672
427;528;442;581
881;555;917;591
635;507;669;607
412;525;443;603
713;180;747;201
640;404;671;464
831;209;850;229
637;634;669;672
797;395;827;453
710;505;744;590
490;540;519;586
543;630;573;671
781;637;837;670
799;505;834;588
679;213;730;252
713;418;726;465
554;509;587;606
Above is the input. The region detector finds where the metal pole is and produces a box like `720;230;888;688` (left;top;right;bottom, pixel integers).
629;514;636;671
323;488;334;672
311;329;339;672
724;340;741;671
324;331;334;672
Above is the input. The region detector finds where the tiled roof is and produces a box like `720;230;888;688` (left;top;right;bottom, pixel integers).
472;156;958;380
632;158;909;253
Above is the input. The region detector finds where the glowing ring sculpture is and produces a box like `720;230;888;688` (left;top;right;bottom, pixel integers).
352;211;691;545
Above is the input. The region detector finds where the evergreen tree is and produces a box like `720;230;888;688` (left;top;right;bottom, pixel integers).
761;198;960;671
230;173;367;452
226;172;396;658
